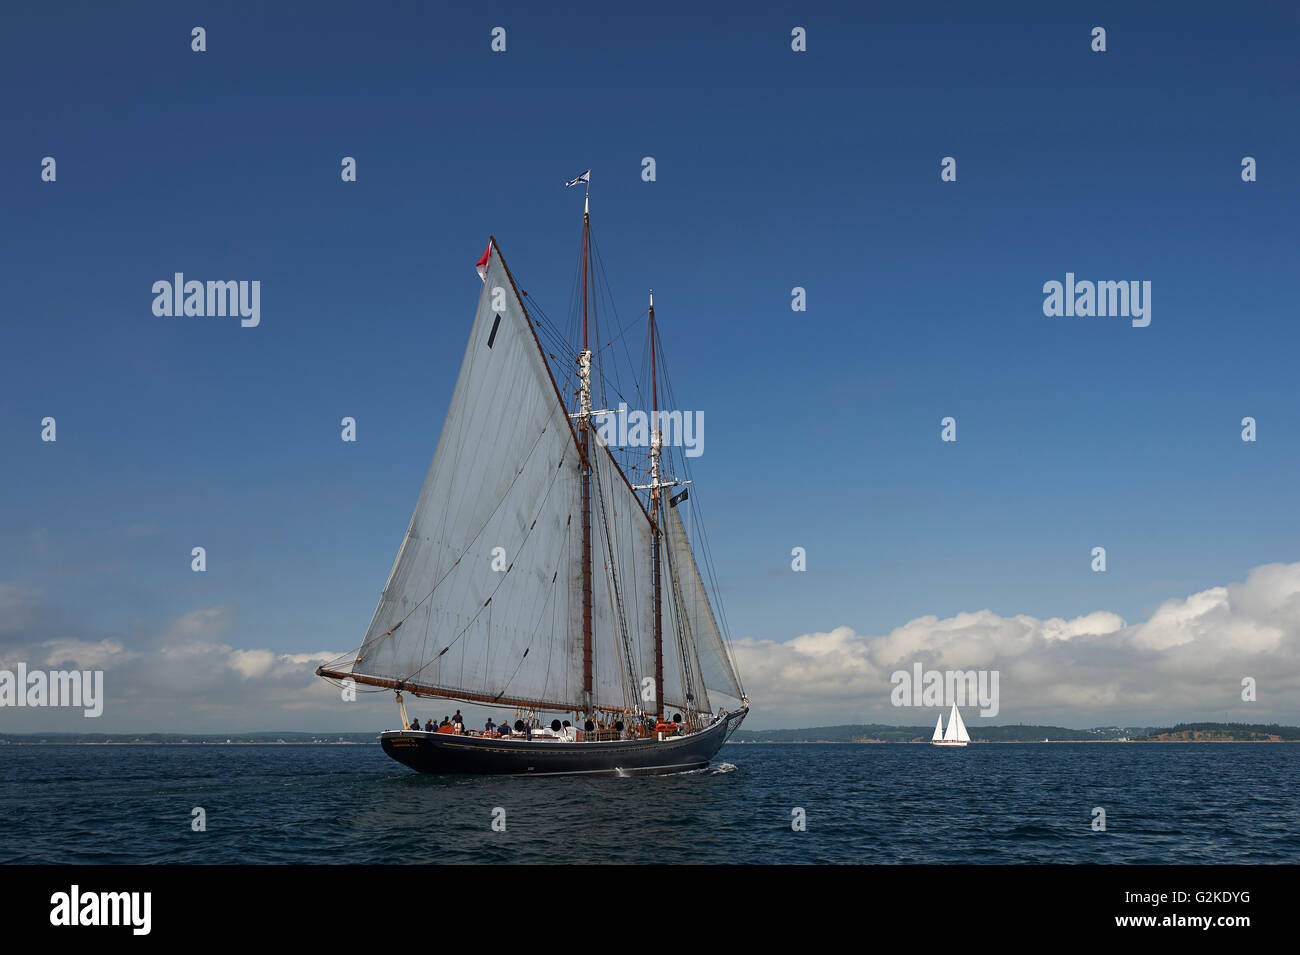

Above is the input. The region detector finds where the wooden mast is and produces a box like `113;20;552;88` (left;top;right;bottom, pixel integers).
649;292;664;721
579;191;594;715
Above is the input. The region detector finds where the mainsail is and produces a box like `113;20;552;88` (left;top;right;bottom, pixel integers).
942;703;970;742
348;243;587;709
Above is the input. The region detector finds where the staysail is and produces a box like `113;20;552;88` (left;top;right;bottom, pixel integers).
932;715;944;741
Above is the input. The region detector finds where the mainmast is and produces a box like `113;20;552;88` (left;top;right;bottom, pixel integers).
578;183;594;715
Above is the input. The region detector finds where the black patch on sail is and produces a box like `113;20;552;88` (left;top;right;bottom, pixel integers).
670;487;689;507
487;313;502;349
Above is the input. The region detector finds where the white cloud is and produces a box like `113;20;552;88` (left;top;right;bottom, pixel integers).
2;561;1298;732
733;561;1300;728
39;638;134;670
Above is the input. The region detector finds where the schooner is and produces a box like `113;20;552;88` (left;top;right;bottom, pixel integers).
316;175;748;775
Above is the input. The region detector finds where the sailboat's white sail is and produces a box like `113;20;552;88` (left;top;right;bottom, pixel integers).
351;244;587;708
953;705;970;742
932;715;944;741
663;503;744;707
943;703;962;742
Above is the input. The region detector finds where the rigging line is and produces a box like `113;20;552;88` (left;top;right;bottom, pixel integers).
597;518;633;716
588;238;648;427
672;475;742;697
402;433;574;684
662;529;702;714
656;349;744;696
594;306;648;359
528;300;579;359
517;287;578;364
673;439;743;691
354;403;568;661
661;538;690;712
656;357;729;705
593;452;641;715
317;676;392;695
320;649;357;671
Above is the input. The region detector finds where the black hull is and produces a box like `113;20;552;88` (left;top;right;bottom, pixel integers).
380;708;747;776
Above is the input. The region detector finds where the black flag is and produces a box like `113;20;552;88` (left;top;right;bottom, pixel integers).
669;487;689;507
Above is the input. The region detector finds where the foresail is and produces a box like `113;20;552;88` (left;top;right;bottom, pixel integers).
351;243;585;709
589;442;655;714
664;503;744;703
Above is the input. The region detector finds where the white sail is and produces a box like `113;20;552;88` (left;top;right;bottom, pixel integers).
663;503;744;704
943;703;962;741
589;442;656;713
658;514;706;716
931;715;943;741
350;244;587;708
953;705;970;742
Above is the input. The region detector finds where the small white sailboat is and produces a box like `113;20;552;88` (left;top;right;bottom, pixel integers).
931;703;970;747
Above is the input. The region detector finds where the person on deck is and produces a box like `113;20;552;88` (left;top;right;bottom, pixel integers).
424;718;434;732
439;716;450;728
452;710;464;728
409;718;420;730
485;718;496;735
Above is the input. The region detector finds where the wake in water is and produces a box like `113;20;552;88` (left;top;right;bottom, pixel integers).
673;761;738;777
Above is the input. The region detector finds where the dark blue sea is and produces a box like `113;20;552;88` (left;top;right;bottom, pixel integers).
2;742;1296;864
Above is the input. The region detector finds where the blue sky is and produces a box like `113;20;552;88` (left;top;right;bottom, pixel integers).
2;2;1298;730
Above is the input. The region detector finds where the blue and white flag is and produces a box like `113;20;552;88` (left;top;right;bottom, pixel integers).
565;170;591;187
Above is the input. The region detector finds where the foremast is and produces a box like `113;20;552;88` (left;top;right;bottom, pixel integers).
650;292;664;722
633;291;694;723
